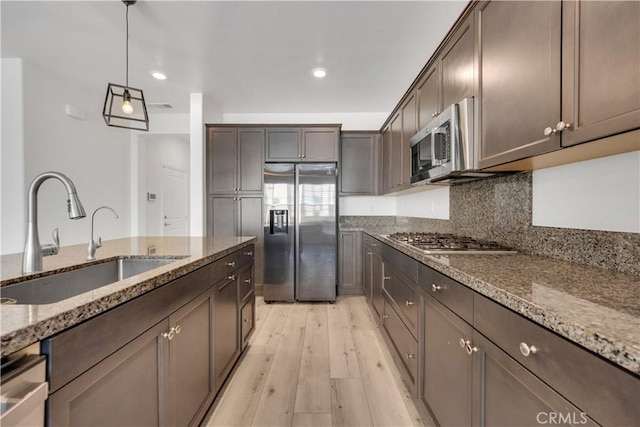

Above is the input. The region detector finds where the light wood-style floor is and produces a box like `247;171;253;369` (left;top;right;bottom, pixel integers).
204;296;424;427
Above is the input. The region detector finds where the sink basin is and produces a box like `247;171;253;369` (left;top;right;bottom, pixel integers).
0;257;183;305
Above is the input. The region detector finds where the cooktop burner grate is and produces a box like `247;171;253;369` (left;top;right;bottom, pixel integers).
386;232;516;254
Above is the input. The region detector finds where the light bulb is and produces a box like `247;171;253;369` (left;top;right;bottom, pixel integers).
122;89;134;114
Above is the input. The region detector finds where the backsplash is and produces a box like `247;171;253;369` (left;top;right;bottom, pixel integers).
341;172;640;275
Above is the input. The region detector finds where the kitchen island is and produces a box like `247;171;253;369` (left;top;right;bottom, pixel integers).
0;236;255;357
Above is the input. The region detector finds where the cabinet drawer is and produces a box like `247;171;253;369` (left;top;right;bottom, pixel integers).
382;297;418;391
381;244;418;283
418;264;473;324
241;298;255;349
474;294;640;426
382;263;418;337
238;264;254;303
238;244;255;267
363;234;382;254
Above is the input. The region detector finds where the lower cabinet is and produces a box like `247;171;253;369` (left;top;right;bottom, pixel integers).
214;274;240;392
338;231;362;295
362;235;383;318
48;320;170;426
46;245;256;427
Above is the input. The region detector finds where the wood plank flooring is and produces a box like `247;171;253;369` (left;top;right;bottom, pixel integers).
205;296;424;427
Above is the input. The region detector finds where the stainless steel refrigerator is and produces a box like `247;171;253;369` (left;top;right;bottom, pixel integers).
263;163;337;302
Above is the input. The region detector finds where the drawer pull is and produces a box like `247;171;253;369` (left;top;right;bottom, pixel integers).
383;276;391;280
406;353;416;360
367;252;372;256
174;325;181;335
519;342;538;357
163;327;176;340
226;275;236;281
383;314;390;319
432;284;443;292
372;243;379;247
244;318;251;323
459;338;467;348
405;301;415;307
225;261;236;267
244;279;252;284
244;251;254;256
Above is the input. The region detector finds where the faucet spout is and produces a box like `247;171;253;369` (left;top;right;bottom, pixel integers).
23;171;86;274
87;206;119;260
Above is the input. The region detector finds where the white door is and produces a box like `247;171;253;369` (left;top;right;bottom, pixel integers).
162;165;188;236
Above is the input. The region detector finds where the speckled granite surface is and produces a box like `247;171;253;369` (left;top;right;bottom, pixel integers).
0;236;256;357
363;231;640;375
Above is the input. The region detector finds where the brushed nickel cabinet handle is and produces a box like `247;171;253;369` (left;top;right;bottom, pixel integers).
226;275;236;281
163;328;176;340
406;353;416;359
244;279;252;284
460;338;467;348
225;261;236;267
543;126;557;136
432;284;443;292
383;276;391;280
405;301;415;307
243;318;251;323
519;342;538;357
244;251;254;256
465;343;478;355
556;121;571;132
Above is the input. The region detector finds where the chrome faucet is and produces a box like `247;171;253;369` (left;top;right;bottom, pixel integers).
23;172;86;274
87;206;119;260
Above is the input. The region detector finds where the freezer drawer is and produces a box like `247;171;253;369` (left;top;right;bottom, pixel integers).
0;355;47;427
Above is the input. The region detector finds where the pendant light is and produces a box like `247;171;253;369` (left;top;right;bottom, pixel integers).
103;0;149;131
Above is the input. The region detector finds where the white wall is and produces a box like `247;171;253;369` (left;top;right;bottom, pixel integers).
396;187;450;219
223;112;388;131
1;59;26;254
339;196;396;216
1;59;131;255
533;151;640;233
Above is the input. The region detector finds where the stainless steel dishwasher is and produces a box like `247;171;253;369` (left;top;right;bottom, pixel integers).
0;354;48;426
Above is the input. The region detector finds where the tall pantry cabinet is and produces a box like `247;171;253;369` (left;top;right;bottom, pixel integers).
206;126;264;288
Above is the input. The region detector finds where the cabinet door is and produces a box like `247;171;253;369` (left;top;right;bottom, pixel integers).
241;298;255;350
238;128;264;193
363;245;373;300
207;127;238;194
370;251;383;319
169;290;214;427
417;64;440;129
208;196;237;236
301;127;339;161
48;320;170;426
421;294;473;427
340;133;379;195
400;95;417;187
265;128;300;160
561;1;640;147
472;331;598;427
440;15;475;108
390;113;403;189
476;1;561;168
239;196;263;287
382;298;418;394
381;125;392;192
214;275;240;391
338;231;362;295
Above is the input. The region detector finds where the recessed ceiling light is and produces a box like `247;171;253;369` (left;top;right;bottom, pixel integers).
151;71;167;80
312;67;327;78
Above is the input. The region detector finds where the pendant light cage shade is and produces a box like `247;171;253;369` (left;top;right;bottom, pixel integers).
103;83;149;131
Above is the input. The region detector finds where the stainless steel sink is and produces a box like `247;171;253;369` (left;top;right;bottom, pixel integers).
0;257;183;305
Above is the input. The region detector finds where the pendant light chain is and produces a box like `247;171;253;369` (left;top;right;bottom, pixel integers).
125;3;129;89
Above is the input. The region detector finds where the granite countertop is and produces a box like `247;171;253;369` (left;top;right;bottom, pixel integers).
0;236;256;357
356;230;640;376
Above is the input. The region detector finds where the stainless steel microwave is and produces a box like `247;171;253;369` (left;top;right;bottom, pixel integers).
409;97;493;185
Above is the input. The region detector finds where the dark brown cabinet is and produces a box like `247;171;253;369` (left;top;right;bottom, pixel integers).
265;126;339;162
169;290;215;426
381;113;403;194
561;0;640;147
382;297;418;393
400;95;417;188
208;196;263;287
476;0;562;168
207;127;264;194
48;320;170;426
214;274;240;391
46;246;255;427
362;235;383;318
339;132;380;195
338;231;362;295
417;64;440;130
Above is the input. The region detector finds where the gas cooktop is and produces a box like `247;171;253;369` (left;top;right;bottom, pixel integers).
386;232;517;255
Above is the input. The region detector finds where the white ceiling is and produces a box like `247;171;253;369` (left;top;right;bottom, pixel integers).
1;0;467;119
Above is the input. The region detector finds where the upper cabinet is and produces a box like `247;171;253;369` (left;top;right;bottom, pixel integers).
207;127;264;194
561;0;640;147
340;131;380;195
476;0;640;169
476;0;562;168
265;126;340;162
